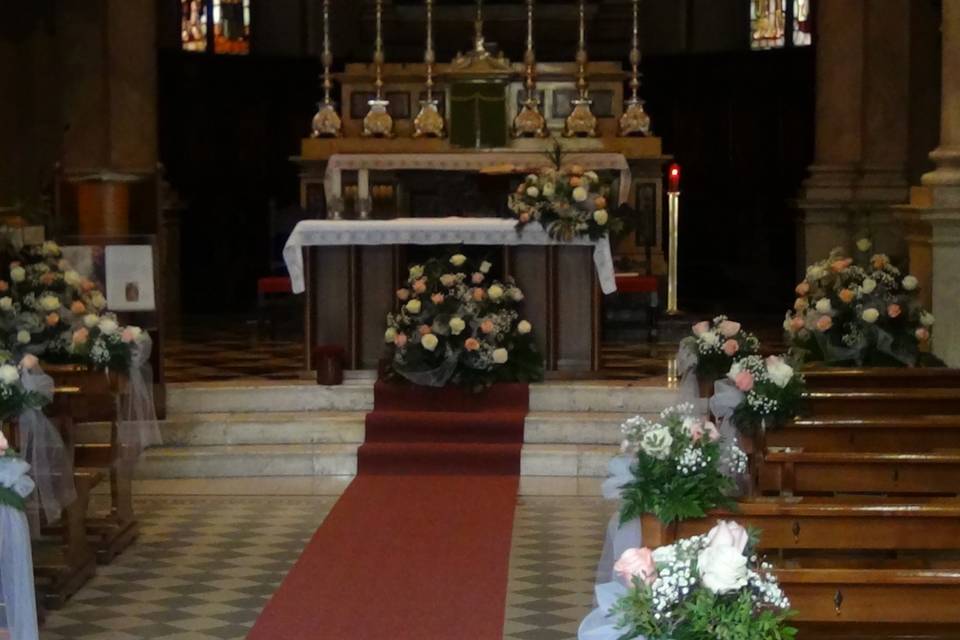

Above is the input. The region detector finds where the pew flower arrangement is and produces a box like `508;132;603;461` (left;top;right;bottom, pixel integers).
617;403;747;525
784;239;935;366
727;355;805;434
384;254;543;391
679;316;761;384
609;521;796;640
0;357;48;421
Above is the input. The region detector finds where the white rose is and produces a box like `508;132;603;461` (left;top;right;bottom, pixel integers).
409;265;424;280
806;265;826;280
856;238;872;252
421;333;439;351
384;327;397;343
902;275;919;291
42;240;60;256
572;186;588;202
479;261;492;274
584;170;599;183
0;297;12;312
517;320;532;335
405;299;422;314
511;288;525;301
449;317;466;335
861;278;877;294
440;274;457;288
16;330;30;345
492;348;509;364
98;318;119;335
862;308;880;323
921;311;935;327
83;314;100;328
541;183;555;198
40;295;61;312
0;365;18;385
488;284;504;301
64;270;82;287
593;209;609;225
815;298;831;314
9;266;24;283
698;544;749;594
704;520;751;554
726;360;743;381
526;186;539;198
639;426;673;460
450;254;467;267
765;356;794;388
525;173;538;184
701;330;720;347
90;292;106;310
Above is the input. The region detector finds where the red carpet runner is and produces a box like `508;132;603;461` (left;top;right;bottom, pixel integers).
248;381;528;639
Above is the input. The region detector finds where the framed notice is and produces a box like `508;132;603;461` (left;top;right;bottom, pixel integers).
105;245;156;311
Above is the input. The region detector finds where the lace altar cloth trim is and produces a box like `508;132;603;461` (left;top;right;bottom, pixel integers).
283;217;617;295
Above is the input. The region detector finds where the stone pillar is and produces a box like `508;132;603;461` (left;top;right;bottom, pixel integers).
917;0;960;366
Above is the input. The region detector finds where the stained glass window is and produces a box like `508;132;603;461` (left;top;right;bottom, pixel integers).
751;0;812;50
180;0;250;54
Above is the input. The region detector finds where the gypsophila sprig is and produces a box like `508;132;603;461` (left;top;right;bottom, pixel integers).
728;354;806;434
617;403;744;525
680;316;760;383
610;521;796;640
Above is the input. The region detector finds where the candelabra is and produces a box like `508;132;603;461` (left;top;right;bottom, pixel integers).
363;0;394;138
311;0;342;138
414;0;444;138
564;0;597;137
619;0;651;136
513;0;547;138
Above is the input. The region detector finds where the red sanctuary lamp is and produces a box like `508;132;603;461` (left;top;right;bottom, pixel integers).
666;163;681;314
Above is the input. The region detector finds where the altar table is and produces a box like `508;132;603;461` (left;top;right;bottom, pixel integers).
284;218;618;373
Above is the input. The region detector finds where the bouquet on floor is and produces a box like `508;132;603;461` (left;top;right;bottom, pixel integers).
609;521;796;640
383;253;543;391
679;316;760;386
784;239;935;367
616;403;746;525
726;355;805;434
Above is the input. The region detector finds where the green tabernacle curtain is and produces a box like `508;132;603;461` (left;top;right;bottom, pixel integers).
449;82;507;149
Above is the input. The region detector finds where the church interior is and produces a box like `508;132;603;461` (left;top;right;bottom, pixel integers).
1;0;960;639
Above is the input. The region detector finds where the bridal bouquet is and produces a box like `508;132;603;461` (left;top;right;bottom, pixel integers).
680;316;760;383
507;165;622;242
784;239;935;366
727;355;805;433
610;521;796;640
384;253;543;390
617;403;746;525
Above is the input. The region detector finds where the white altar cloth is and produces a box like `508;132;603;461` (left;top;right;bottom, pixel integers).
324;152;633;206
283;217;618;295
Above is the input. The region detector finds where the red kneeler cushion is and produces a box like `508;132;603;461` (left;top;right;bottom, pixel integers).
257;275;292;295
614;274;658;294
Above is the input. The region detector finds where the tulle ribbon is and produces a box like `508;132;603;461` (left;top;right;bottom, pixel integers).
117;335;162;461
0;459;39;640
393;347;459;388
813;326;915;366
676;342;699;401
17;366;76;527
578;580;634;640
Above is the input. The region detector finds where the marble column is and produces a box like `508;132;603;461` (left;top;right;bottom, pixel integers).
916;0;960;366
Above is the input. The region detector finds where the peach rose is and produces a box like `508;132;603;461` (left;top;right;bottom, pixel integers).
831;258;853;273
40;272;56;285
81;279;96;292
396;288;410;301
418;324;432;336
0;280;8;292
70;300;86;315
431;293;444;305
413;279;427;294
19;354;39;371
734;370;754;392
481;319;495;334
872;254;889;269
916;327;930;342
464;337;480;351
838;288;855;304
816;315;833;332
692;320;710;336
72;327;89;345
46;312;60;327
519;212;530;223
790;316;805;331
569;176;582;188
794;298;808;311
614;548;657;587
472;272;485;285
594;196;607;209
887;303;902;319
568;164;584;176
721;339;739;356
472;288;485;302
718;320;741;338
795;282;809;296
394;333;408;347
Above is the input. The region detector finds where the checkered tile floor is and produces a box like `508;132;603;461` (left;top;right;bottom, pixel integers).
40;493;614;639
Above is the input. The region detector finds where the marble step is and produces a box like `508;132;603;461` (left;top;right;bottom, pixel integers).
529;383;682;413
520;444;620;477
137;443;359;479
524;411;644;445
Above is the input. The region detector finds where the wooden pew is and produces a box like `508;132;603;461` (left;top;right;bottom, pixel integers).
802;367;960;391
804;389;960;417
766;415;960;452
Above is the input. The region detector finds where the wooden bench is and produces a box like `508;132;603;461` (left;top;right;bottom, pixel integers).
804;389;960;417
803;367;960;391
766;415;960;452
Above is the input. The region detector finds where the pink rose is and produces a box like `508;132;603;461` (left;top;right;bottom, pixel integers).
704;421;721;442
916;327;930;342
19;354;38;371
72;327;89;345
831;258;852;273
431;293;445;305
481;320;495;334
692;321;710;336
734;370;754;392
396;288;410;301
120;328;137;343
464;337;480;351
394;333;408;347
721;339;739;356
0;281;8;292
704;520;750;554
686;420;705;442
519;212;530;224
887;303;902;318
413;279;427;294
816;315;833;332
472;288;485;302
790;316;805;331
472;272;485;284
718;320;741;338
795;282;809;296
614;548;657;587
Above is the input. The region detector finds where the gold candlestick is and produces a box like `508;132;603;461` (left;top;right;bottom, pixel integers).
513;0;547;138
667;165;681;314
414;0;444;138
311;0;342;138
564;0;596;137
363;0;394;138
620;0;651;137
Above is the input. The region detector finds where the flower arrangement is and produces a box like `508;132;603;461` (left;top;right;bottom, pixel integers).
727;355;805;434
610;521;796;640
0;357;48;421
617;403;747;525
680;316;760;383
0;431;33;512
784;239;935;366
507;164;622;242
383;253;543;391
